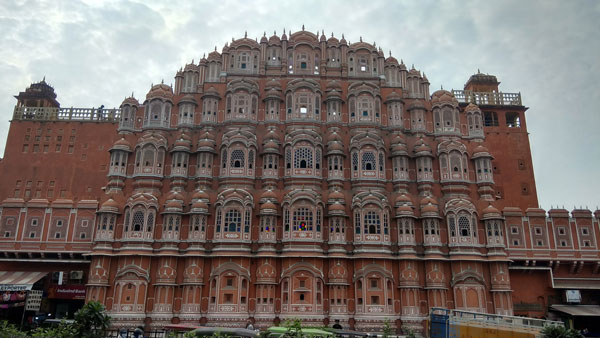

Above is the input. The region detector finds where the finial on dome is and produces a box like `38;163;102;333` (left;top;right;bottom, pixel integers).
401;59;404;64
342;33;345;39
191;58;194;64
322;29;324;35
244;31;247;38
477;68;481;73
203;53;206;58
441;85;443;90
283;28;286;34
302;24;305;31
331;32;334;37
373;41;376;47
232;37;234;42
263;31;266;37
131;91;134;97
411;64;415;69
161;79;164;84
42;75;46;82
214;46;217;51
389;50;391;56
274;30;276;35
360;36;362;42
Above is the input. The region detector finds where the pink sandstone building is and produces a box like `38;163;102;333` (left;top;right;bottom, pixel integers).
0;29;598;334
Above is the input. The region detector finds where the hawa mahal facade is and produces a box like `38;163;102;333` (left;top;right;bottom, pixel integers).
0;29;598;334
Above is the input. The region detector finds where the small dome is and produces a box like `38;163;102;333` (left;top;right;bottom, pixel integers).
111;137;132;152
173;135;192;151
121;96;139;107
431;89;458;105
384;91;402;103
191;200;209;213
396;205;414;217
260;34;268;43
328;141;344;152
183;63;197;72
472;145;493;159
261;201;277;211
328;190;345;200
420;196;438;206
268;33;281;44
327;35;339;44
99;198;120;214
202;86;220;98
326;80;342;91
264;138;279;149
146;83;173;102
413;139;433;156
261;189;277;200
385;56;399;66
180;94;197;104
191;189;210;201
207;50;220;61
329;202;345;212
464;103;480;112
481;204;502;220
165;199;182;209
408;68;420;76
395;193;412;206
265;78;282;90
166;191;185;202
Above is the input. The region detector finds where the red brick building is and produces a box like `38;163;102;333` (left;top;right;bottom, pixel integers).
0;29;598;334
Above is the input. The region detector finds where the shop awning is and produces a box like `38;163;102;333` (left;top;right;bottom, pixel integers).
0;271;47;291
550;305;600;317
553;278;600;290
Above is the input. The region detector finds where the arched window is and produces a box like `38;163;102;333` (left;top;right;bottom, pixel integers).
364;211;380;234
362;152;375;171
293;207;313;231
286;143;322;177
225;210;241;232
447;211;478;246
230;150;245;168
214;205;251;241
123;207;155;239
353;206;390;243
283;203;323;241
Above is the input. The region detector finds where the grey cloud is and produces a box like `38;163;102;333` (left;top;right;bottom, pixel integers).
0;0;598;209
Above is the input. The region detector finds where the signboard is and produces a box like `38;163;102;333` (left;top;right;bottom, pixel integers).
565;290;581;303
25;290;43;311
47;285;86;300
0;284;34;292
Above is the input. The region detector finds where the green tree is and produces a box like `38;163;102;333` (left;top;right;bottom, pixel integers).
0;321;28;338
382;319;394;338
73;301;111;338
541;325;583;338
31;320;78;338
283;318;303;338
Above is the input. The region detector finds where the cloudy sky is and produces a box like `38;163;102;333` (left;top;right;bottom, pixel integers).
0;0;598;210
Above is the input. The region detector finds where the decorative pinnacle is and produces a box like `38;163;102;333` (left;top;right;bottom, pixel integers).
263;31;266;36
302;24;305;31
244;31;247;38
360;36;362;42
389;50;392;56
214;46;217;51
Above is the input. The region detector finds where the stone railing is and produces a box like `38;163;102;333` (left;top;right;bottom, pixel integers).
452;90;522;106
13;106;121;122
